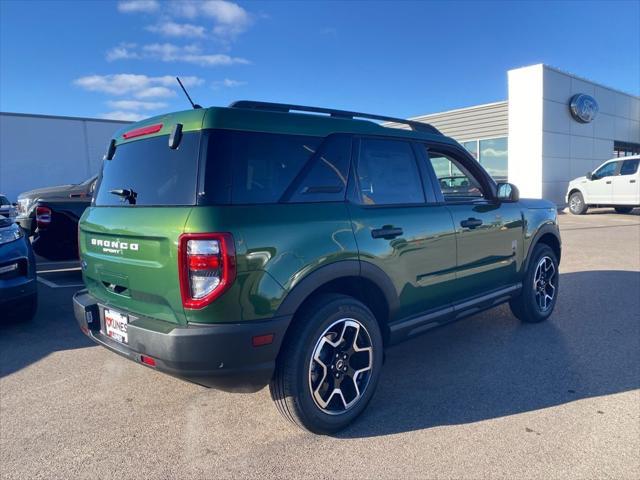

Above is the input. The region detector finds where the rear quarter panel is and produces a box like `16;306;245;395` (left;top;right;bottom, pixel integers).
184;203;358;323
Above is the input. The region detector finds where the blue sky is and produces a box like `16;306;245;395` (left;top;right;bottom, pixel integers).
1;0;638;121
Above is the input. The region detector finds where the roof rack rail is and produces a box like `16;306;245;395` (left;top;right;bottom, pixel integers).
229;100;442;135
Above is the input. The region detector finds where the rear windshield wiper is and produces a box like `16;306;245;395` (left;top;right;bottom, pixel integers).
109;188;138;205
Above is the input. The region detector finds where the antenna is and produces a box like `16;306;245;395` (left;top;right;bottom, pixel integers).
176;77;202;109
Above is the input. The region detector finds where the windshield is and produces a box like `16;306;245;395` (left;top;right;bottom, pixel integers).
95;133;200;207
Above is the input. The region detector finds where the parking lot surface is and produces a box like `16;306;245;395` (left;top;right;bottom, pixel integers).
1;210;639;479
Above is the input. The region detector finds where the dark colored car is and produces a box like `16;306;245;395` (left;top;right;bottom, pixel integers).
16;176;96;234
0;215;37;321
73;101;561;434
31;197;92;260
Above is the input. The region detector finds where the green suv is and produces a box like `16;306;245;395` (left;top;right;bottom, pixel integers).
73;101;561;434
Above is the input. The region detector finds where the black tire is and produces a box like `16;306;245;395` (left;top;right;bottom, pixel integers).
568;192;588;215
270;294;383;434
510;244;559;323
614;206;634;214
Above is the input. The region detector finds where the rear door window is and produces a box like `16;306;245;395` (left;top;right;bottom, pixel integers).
95;133;200;206
620;159;639;176
355;138;425;205
287;135;351;203
204;130;322;204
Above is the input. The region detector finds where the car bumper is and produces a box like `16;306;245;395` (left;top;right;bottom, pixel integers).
73;290;291;392
0;238;37;306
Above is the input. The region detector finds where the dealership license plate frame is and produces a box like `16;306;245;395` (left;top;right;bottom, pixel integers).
104;308;129;344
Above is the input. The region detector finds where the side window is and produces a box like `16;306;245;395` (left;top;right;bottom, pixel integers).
356;139;425;205
620;159;639;176
593;161;619;179
204;130;322;205
427;150;486;200
288;135;351;202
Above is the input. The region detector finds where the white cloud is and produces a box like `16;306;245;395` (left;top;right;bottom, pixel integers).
166;1;251;40
107;100;168;110
123;42;250;66
212;78;247;88
135;86;175;98
100;111;147;121
106;43;139;61
117;0;159;13
73;74;203;98
146;21;206;38
201;1;251;39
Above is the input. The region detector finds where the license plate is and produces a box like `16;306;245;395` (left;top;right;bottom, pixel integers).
104;308;128;344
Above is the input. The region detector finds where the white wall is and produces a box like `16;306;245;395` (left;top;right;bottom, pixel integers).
508;64;544;199
508;64;640;206
0;113;129;201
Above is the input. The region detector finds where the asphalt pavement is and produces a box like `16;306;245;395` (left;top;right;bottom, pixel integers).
1;209;638;479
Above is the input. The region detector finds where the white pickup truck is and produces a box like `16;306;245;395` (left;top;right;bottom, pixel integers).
566;155;639;215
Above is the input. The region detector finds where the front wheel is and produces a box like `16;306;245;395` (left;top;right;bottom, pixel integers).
270;294;383;434
510;244;559;323
568;192;588;215
614;206;634;214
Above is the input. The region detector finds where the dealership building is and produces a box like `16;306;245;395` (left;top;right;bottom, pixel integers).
1;63;638;206
391;63;640;206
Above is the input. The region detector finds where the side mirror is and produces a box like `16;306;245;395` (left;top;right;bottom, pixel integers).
496;182;520;202
586;171;593;180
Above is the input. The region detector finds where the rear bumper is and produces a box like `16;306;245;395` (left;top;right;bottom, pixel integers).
73;290;291;392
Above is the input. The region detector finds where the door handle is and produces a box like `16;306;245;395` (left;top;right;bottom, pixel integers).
460;218;483;229
605;180;612;184
630;179;637;183
371;226;403;239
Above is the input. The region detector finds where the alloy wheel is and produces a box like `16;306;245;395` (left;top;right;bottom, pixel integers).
533;256;557;312
569;195;582;213
308;318;374;415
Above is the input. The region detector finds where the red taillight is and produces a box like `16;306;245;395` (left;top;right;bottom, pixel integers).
188;254;220;271
178;233;236;309
140;355;156;367
122;123;163;139
36;206;52;229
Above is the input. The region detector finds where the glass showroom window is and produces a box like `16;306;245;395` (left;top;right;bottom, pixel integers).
462;140;478;160
479;137;508;182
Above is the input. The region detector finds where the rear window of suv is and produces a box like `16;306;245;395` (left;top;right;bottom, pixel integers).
95;133;200;207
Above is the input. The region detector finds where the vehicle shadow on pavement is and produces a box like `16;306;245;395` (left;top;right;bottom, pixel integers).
339;270;640;438
0;287;92;378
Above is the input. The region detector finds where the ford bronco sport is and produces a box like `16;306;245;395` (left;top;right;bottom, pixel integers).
73;101;561;434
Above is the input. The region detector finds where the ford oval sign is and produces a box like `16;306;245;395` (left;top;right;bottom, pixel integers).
569;94;599;123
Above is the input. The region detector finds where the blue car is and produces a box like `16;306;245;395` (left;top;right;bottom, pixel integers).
0;215;37;321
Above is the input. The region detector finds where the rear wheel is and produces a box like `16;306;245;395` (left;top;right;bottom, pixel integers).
270;294;383;434
510;244;559;323
568;192;588;215
614;206;634;214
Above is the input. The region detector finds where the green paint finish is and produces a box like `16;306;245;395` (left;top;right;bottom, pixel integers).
81;103;560;332
79;206;192;325
348;203;458;320
111;106;453;146
183;203;357;323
